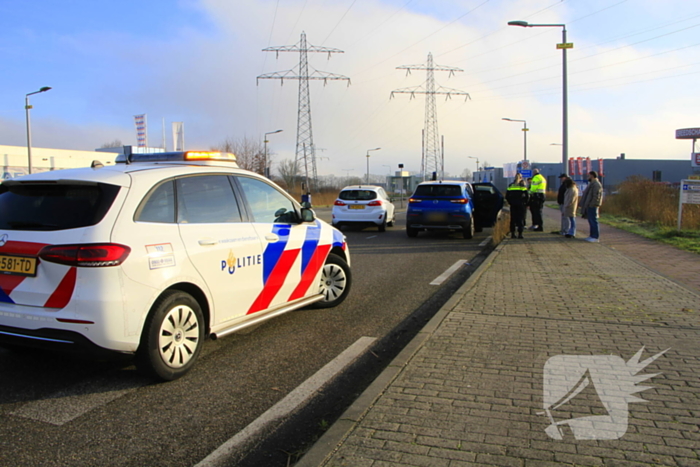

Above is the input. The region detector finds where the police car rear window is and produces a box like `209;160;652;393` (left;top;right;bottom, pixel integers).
0;182;120;231
339;190;377;201
414;185;463;197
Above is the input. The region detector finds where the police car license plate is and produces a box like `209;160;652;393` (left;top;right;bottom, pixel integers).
349;205;365;210
0;254;38;277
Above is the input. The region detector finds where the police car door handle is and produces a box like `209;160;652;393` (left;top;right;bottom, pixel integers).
198;238;218;246
265;234;279;243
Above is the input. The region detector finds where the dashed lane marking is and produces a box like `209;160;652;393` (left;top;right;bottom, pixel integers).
430;260;468;285
195;336;377;467
10;374;146;426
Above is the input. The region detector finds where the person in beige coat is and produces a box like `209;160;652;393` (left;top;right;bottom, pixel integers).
562;178;579;238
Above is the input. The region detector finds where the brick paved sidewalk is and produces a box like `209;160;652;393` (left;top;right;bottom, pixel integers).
298;225;700;467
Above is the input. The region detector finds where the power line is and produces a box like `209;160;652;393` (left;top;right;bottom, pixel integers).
321;0;358;45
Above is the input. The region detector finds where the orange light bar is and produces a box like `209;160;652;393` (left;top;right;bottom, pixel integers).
184;151;237;162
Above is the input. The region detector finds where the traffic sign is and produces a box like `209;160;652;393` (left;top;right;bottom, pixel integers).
519;169;532;178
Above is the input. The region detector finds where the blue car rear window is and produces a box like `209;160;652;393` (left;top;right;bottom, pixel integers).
414;185;463;197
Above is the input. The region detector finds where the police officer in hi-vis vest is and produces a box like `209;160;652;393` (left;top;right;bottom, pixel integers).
506;173;529;239
528;168;547;231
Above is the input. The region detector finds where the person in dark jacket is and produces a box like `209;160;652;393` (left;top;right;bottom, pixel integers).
553;173;570;235
506;173;529;239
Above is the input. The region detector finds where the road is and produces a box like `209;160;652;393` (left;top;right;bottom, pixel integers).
0;207;493;467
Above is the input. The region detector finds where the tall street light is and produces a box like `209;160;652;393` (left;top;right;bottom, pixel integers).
468;156;479;176
502;118;528;162
263;129;283;178
508;20;570;176
366;147;381;184
25;86;52;174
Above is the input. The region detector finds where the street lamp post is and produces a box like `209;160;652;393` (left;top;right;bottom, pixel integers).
468;156;480;182
366;147;381;184
25;86;52;175
508;20;569;176
468;156;479;172
502;118;528;162
263;129;283;178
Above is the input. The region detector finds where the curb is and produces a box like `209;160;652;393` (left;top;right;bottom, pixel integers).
295;240;508;467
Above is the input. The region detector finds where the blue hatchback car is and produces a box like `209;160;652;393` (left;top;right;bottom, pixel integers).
406;181;503;239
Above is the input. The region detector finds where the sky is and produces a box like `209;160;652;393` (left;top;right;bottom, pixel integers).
2;0;699;178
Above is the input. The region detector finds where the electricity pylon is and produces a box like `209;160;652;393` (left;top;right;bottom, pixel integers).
258;31;350;191
391;52;470;180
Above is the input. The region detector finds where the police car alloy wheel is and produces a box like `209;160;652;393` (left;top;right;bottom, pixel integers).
136;290;205;381
314;254;351;308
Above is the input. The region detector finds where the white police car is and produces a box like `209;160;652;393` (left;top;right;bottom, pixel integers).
0;150;351;380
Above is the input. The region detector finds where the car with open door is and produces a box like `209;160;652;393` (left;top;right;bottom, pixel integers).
406;181;502;238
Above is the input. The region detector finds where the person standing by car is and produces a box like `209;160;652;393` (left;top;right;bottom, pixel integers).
579;171;603;242
562;177;579;238
528;168;547;231
506;173;529;239
553;173;569;235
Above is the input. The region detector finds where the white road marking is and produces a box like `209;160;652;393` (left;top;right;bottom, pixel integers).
195;336;377;467
430;260;468;285
10;374;145;426
479;237;492;247
366;235;377;239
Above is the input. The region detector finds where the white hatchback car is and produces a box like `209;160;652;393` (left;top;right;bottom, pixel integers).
331;185;396;232
0;150;351;380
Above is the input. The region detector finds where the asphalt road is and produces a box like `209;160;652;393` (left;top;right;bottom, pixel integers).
0;207;492;467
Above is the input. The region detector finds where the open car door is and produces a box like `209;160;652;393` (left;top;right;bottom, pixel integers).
471;182;504;231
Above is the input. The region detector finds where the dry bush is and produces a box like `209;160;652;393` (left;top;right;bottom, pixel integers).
491;211;511;245
604;176;700;229
284;187;339;207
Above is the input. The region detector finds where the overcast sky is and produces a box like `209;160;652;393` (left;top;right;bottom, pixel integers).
2;0;699;177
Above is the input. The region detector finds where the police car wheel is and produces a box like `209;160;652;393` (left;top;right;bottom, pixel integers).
463;218;474;239
136;290;205;381
378;218;387;232
313;254;352;309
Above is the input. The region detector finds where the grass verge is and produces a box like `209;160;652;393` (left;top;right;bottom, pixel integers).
598;213;700;255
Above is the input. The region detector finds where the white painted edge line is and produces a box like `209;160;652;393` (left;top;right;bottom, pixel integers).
479;236;492;247
366;235;377;239
195;336;377;467
429;259;468;286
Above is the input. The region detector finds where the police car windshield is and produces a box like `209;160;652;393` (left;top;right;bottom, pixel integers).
339;190;377;201
414;185;463;197
0;183;120;231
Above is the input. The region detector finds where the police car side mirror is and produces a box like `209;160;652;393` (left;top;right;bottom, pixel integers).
300;207;315;223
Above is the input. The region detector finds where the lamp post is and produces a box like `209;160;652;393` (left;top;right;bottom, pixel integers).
468;156;479;172
508;20;569;176
366;147;381;184
502;118;528;162
263;129;283;178
25;86;52;175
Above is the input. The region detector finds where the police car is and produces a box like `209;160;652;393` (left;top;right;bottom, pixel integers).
0;150;351;380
